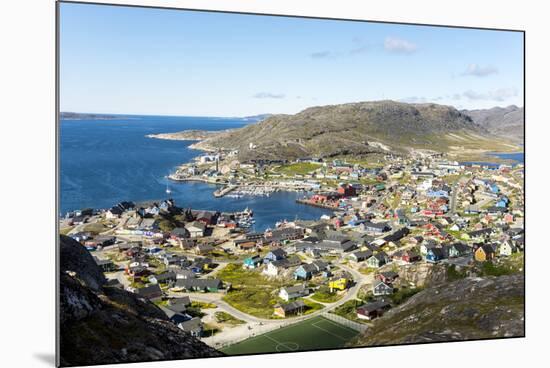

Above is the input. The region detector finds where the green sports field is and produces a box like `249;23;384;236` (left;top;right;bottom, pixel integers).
221;316;359;355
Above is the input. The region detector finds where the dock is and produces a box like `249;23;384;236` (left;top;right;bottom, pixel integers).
295;198;340;210
214;185;237;198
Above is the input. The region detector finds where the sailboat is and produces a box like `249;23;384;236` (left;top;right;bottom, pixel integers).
165;185;172;195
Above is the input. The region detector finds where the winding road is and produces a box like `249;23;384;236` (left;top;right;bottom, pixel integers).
169;257;374;347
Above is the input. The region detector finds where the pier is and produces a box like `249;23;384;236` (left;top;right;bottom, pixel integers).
214;185;237;198
295;198;340;210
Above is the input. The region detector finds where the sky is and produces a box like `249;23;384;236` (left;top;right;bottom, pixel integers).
59;2;524;116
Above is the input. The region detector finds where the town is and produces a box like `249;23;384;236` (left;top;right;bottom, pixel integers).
60;149;524;351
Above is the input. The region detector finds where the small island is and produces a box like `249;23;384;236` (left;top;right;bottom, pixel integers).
146;129;235;142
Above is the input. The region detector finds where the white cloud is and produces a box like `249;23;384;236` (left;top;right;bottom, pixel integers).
384;37;417;54
253;92;285;99
462;88;517;101
461;64;499;77
399;96;429;103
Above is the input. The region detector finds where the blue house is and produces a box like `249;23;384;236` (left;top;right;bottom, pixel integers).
426;248;446;263
243;255;262;269
496;196;509;208
264;248;287;264
294;264;316;280
426;189;449;198
489;183;500;194
293;261;328;280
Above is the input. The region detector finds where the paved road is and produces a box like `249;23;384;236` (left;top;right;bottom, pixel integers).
175;257;374;346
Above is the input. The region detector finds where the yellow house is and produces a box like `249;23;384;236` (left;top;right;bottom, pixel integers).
329;278;349;291
474;245;495;262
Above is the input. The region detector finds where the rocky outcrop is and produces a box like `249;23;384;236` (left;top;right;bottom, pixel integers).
60;235;105;291
59;235;223;366
396;262;450;287
353;274;524;346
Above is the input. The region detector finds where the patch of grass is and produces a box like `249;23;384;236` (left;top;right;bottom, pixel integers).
202;323;221;337
215;311;246;325
222;288;279;319
478;257;522;277
59;226;74;235
389;287;423;305
359;267;377;275
446;264;469;282
153;299;169;307
331;299;366;323
129;280;146;289
219;264;293;318
275;162;321;176
302;298;325;314
310;286;343;303
82;222;108;235
185;306;205;318
191;301;217;309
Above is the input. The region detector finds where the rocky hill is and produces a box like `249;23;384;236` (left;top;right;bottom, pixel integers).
195;101;517;162
463;105;524;143
352;274;524;346
59;235;222;366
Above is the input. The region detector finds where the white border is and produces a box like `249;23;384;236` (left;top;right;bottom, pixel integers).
1;1;547;368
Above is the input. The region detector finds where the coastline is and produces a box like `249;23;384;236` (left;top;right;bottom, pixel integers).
146;129;232;144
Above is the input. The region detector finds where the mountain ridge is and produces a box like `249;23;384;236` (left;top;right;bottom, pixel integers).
462;105;524;143
193;100;518;162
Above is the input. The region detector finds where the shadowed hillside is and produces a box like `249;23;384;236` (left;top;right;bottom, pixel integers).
59;235;222;366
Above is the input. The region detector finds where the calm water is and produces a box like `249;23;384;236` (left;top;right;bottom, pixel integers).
462;151;524;167
60;115;330;231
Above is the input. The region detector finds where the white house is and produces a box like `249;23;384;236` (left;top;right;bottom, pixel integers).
499;241;517;257
264;262;282;277
185;221;205;238
279;285;309;301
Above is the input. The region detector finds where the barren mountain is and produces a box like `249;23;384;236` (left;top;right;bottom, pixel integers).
196;100;516;162
463;105;524;143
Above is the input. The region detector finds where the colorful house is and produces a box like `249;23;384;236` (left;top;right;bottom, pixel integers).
243;255;263;269
474;244;496;262
329;278;349;291
426;247;446;263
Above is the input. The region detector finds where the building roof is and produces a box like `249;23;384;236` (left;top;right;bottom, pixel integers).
359;300;391;313
175;278;222;289
135;284;162;298
282;284;308;294
277;300;306;312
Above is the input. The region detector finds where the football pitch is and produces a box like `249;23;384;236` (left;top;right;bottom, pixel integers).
221;316;360;355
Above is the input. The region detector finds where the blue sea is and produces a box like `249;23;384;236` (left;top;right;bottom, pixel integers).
461;151;524;168
60;115;330;231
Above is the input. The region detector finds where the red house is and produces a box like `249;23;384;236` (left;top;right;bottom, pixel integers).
337;184;356;197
